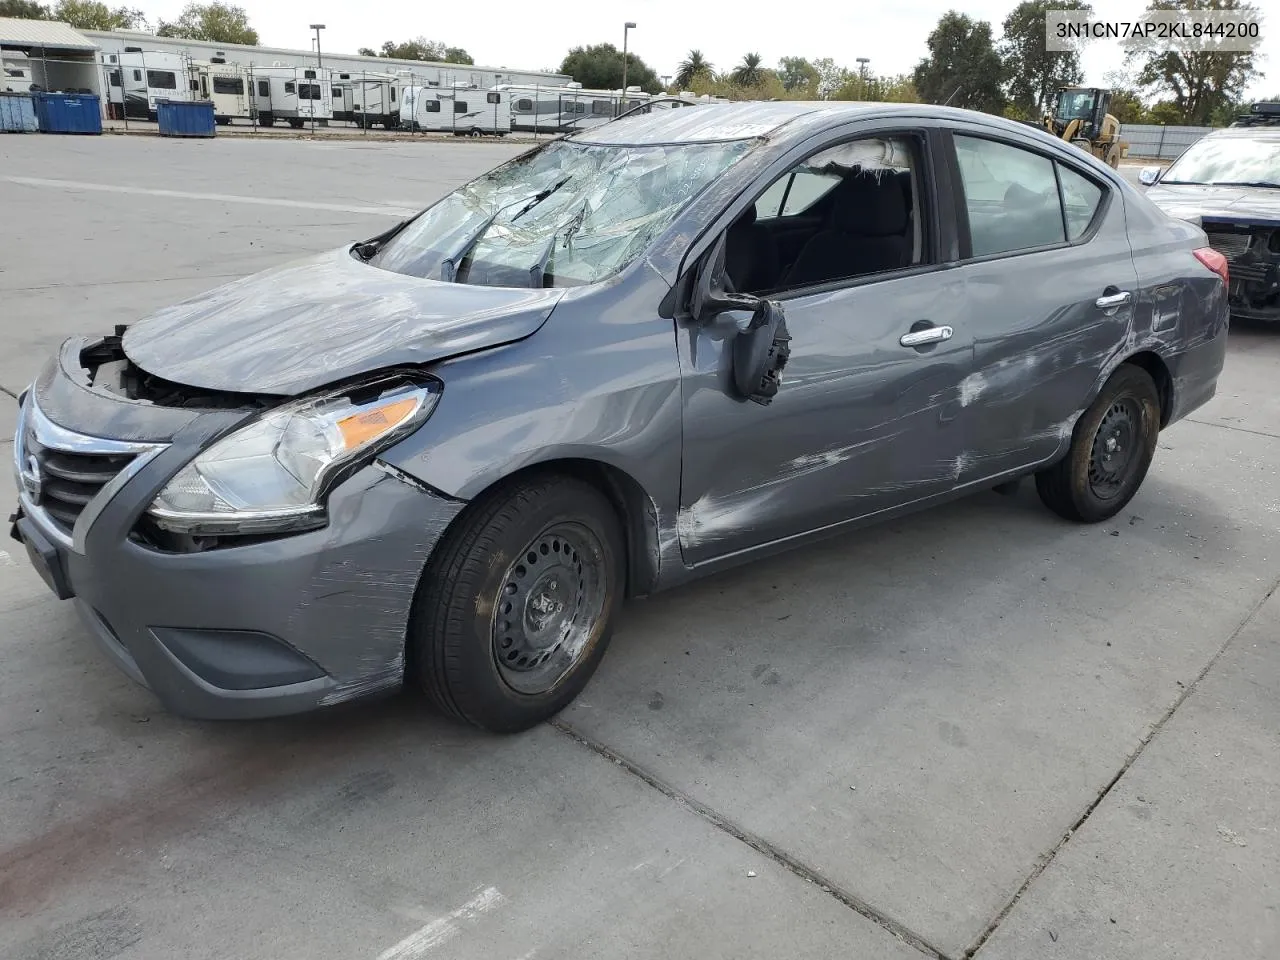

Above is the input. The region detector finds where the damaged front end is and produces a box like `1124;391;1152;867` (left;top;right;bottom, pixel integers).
10;331;465;718
1203;221;1280;322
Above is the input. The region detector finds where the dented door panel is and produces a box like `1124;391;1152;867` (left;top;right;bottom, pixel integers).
676;268;973;565
949;199;1140;482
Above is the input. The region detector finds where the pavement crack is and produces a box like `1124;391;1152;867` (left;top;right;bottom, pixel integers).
548;717;950;960
1185;417;1280;441
964;573;1280;958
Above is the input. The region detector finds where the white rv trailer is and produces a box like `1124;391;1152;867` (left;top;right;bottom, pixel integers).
400;85;510;136
250;64;334;127
351;72;403;129
105;50;193;120
190;59;252;124
330;72;356;122
497;82;649;134
1;52;36;93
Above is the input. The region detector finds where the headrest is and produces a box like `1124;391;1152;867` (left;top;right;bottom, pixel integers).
831;173;909;236
731;205;758;230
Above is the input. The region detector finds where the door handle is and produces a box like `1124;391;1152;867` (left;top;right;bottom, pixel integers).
900;325;954;347
1095;291;1132;309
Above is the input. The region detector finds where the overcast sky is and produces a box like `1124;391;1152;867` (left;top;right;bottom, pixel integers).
142;0;1275;96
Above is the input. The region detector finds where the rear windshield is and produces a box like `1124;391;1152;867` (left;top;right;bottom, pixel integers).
371;138;751;288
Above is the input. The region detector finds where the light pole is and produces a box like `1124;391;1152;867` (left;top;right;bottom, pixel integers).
856;57;870;100
310;24;325;68
621;21;636;109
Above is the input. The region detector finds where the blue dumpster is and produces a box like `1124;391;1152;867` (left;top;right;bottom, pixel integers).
156;99;216;138
0;93;38;132
32;92;102;134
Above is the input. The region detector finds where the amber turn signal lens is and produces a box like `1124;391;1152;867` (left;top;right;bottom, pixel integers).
336;396;420;449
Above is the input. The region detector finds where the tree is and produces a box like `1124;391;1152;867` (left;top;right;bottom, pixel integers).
1126;0;1260;125
369;38;473;64
559;43;661;93
731;52;764;87
777;56;819;95
0;0;50;16
1108;87;1148;123
157;2;258;45
1000;0;1090;117
51;0;145;30
913;11;1005;113
356;47;376;57
674;50;711;89
810;57;853;99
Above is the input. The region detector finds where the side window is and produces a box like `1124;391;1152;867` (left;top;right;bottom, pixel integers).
515;97;532;111
954;135;1065;257
109;69;121;86
132;69;142;82
284;81;295;93
454;100;467;113
331;86;342;98
425;100;440;113
486;91;500;104
390;88;396;102
726;135;925;295
257;80;269;97
1056;164;1104;240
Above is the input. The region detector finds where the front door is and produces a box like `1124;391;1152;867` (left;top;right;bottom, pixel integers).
676;130;975;565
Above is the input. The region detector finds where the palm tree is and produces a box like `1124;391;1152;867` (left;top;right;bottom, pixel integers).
731;53;764;88
675;50;711;89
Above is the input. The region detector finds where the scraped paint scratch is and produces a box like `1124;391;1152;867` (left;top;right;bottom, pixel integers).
958;372;987;407
376;887;505;960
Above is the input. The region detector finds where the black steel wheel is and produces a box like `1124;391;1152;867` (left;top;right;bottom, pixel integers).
1036;364;1161;522
410;474;624;733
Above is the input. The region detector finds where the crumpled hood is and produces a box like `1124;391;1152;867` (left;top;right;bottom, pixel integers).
122;246;566;395
1145;183;1280;227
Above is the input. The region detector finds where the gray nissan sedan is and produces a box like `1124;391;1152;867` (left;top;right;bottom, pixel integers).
10;101;1228;732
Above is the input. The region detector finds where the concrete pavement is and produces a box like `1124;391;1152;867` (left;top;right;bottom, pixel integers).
0;134;1276;960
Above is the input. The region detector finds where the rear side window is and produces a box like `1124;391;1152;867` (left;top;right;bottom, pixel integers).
1057;164;1104;240
955;135;1065;257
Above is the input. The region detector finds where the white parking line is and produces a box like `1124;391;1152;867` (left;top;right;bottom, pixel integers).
1;175;416;217
375;886;505;960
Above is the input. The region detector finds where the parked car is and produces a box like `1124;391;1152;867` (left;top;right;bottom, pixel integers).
1140;125;1280;323
10;101;1229;732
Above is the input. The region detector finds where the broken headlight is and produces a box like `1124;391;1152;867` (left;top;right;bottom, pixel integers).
147;376;440;536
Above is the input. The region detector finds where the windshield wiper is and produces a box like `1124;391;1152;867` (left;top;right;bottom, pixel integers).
353;212;422;261
526;200;589;288
1207;180;1280;189
441;179;575;282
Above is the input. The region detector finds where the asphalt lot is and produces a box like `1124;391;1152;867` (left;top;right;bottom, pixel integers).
0;135;1277;960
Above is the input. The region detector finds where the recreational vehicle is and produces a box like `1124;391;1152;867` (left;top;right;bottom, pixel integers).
330;73;355;122
1;53;36;93
191;59;252;124
251;64;334;128
351;73;402;129
400;85;510;136
105;50;193;120
498;82;649;134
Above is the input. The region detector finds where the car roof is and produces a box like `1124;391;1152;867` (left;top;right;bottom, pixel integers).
569;100;1087;153
1206;126;1280;141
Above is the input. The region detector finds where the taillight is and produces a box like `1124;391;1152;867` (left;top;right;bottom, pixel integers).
1193;247;1229;287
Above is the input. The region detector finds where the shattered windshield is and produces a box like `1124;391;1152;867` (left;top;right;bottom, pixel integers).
1162;136;1280;187
370;138;752;287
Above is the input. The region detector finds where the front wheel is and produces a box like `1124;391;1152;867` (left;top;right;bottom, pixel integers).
409;474;624;732
1036;364;1161;522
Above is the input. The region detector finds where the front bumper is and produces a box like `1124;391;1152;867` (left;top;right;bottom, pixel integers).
10;356;464;719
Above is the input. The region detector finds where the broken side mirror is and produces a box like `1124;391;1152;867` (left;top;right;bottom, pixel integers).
691;233;791;406
1138;165;1161;186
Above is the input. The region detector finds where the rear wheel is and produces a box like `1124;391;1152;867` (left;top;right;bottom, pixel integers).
1036;364;1161;523
409;474;624;733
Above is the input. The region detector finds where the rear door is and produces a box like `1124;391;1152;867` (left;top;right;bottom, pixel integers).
941;129;1140;481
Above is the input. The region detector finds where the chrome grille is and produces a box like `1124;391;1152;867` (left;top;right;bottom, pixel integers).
15;398;165;546
21;428;135;534
1205;230;1252;259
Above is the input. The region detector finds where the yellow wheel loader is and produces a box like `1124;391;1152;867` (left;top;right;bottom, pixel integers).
1043;87;1129;168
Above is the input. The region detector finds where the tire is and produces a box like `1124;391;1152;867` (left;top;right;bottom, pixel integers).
409;474;625;733
1035;364;1161;523
470;127;482;138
